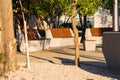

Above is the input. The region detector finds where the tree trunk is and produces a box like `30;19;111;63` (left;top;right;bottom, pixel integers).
64;14;67;23
49;23;53;28
80;15;87;43
19;0;30;69
66;15;71;23
57;16;60;28
0;4;3;76
37;17;45;30
78;13;83;27
0;19;1;52
71;0;80;67
0;0;18;74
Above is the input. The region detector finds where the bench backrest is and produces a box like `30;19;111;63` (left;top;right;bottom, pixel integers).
50;28;72;38
22;29;40;40
90;28;113;36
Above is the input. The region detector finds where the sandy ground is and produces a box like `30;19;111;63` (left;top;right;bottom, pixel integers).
0;45;120;80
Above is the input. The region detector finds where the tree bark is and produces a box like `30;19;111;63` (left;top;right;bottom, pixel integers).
0;4;3;76
80;15;87;43
66;15;71;23
19;0;30;69
71;0;80;67
0;1;2;50
0;0;18;73
57;16;60;28
49;23;53;28
78;13;83;27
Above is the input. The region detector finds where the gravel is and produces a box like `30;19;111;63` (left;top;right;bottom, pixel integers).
0;63;120;80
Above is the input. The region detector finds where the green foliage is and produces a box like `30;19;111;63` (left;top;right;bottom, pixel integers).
29;0;71;25
13;0;31;20
12;0;72;28
13;0;29;13
0;52;3;62
77;0;101;16
101;0;114;13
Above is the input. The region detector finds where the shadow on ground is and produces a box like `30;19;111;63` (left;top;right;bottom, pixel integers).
19;45;120;79
20;53;55;63
54;57;120;79
80;61;120;79
46;49;75;56
69;46;103;53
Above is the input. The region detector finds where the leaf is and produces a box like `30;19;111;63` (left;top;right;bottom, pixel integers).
77;0;101;16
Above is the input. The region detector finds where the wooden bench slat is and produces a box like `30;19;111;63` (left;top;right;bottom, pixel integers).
90;28;113;36
50;28;72;38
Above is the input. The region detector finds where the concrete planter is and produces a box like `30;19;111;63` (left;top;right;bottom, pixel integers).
102;32;120;70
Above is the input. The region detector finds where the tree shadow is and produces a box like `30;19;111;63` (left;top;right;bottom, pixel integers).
46;49;105;64
69;46;103;52
54;57;120;79
80;61;120;79
80;55;105;62
46;49;75;56
54;57;75;65
96;45;102;48
69;47;85;51
20;53;55;64
96;45;103;53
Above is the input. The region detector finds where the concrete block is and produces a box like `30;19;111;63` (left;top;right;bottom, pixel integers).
84;40;96;51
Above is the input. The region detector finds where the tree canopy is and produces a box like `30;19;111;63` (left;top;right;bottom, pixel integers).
101;0;113;12
77;0;101;16
12;0;116;28
29;0;71;28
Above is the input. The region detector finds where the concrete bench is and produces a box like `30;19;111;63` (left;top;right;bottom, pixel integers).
85;28;113;45
84;28;113;51
84;40;96;51
21;29;50;52
20;28;81;52
46;28;81;47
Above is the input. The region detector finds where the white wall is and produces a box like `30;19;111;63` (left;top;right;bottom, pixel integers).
94;8;113;28
59;14;80;25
